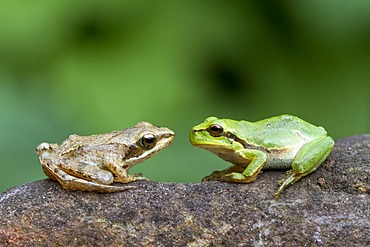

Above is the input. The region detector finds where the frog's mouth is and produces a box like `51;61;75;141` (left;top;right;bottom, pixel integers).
194;143;235;153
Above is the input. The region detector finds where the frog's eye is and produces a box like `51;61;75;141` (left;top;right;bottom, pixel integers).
140;133;157;149
208;124;224;137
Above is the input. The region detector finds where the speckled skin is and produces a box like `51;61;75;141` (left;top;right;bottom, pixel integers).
36;122;174;192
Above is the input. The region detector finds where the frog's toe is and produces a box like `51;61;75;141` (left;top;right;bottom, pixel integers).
122;175;149;182
202;170;226;181
223;172;260;183
135;176;149;181
201;175;214;182
275;171;303;197
285;170;294;175
277;177;285;185
203;171;252;183
277;170;294;185
132;173;143;177
224;172;246;181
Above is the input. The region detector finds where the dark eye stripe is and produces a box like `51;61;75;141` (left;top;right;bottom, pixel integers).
225;132;268;152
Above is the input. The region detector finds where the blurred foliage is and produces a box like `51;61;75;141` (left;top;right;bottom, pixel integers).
0;1;369;192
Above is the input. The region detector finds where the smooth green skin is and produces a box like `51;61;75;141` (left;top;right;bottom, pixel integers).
189;115;335;197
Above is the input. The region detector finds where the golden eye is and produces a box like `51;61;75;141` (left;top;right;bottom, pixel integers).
140;133;157;149
209;124;223;137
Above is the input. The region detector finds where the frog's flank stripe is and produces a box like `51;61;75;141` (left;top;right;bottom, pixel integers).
224;132;268;153
193;128;268;153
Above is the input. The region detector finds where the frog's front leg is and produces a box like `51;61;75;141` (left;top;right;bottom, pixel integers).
204;149;268;183
202;165;245;181
274;136;335;197
103;153;149;183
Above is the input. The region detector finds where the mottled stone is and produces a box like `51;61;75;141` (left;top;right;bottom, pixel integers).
0;135;369;246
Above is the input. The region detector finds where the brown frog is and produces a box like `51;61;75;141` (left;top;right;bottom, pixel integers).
36;122;174;192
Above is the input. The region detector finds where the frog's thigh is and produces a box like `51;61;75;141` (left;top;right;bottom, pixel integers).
274;136;334;197
41;158;130;192
42;161;133;192
292;136;334;174
58;161;114;185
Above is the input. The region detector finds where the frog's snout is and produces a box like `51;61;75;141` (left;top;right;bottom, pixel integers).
191;127;202;134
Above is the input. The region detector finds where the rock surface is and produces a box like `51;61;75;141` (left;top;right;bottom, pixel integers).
1;135;369;246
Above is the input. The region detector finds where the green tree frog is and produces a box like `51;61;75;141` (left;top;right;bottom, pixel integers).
189;115;334;197
36;122;174;192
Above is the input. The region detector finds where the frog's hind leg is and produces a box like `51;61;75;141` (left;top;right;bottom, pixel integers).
40;155;135;193
274;136;334;197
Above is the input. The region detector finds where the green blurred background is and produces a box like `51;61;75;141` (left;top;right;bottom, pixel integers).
1;1;369;192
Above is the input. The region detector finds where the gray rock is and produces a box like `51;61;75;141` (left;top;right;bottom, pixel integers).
1;135;369;246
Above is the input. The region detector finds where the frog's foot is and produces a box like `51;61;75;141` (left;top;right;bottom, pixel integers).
274;170;302;198
202;165;245;182
202;171;257;183
128;174;149;182
61;178;137;193
114;174;149;183
132;173;146;178
202;170;228;182
278;170;294;185
223;172;258;183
